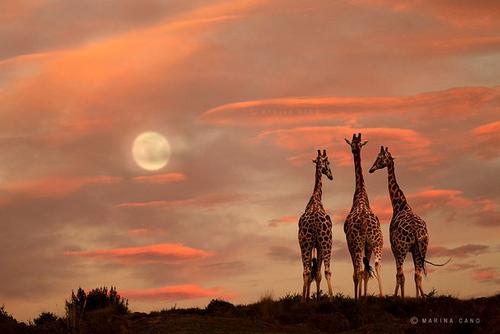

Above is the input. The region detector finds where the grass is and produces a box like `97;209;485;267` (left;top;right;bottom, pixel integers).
1;292;499;333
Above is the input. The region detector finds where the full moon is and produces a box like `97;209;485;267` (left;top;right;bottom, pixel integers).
132;132;171;171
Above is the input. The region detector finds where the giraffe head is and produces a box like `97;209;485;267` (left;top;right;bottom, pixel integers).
369;146;394;173
344;133;368;153
313;149;333;180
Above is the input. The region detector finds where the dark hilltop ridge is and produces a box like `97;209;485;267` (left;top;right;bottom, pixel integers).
1;287;499;334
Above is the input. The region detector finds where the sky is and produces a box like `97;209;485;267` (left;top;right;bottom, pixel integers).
0;0;499;321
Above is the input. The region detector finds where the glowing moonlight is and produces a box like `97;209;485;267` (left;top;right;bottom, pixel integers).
132;132;171;171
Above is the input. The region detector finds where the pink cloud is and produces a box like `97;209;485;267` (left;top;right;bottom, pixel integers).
64;243;212;264
2;175;121;199
131;172;187;184
123;284;233;301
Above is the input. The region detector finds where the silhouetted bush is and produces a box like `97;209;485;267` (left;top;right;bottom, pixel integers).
205;299;235;315
65;286;128;333
2;291;499;333
32;312;65;334
0;306;27;334
33;312;58;326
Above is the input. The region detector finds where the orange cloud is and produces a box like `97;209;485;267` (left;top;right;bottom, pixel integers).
471;267;500;284
132;172;187;184
371;188;499;226
256;126;433;167
202;87;499;127
116;193;243;209
0;0;264;145
1;175;121;199
123;284;233;301
65;243;212;264
472;121;500;159
428;244;490;258
350;0;500;28
268;215;297;227
127;228;167;237
409;189;474;210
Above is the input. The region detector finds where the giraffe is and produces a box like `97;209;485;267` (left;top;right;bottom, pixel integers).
369;146;450;298
298;149;334;301
344;133;384;300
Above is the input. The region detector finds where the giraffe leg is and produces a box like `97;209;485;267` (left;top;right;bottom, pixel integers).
393;248;406;298
353;265;363;300
300;248;312;302
396;268;405;299
414;259;425;298
358;270;363;297
353;269;358;300
411;247;426;298
315;250;323;300
363;270;369;297
363;250;373;298
351;251;363;300
375;261;383;297
417;270;425;298
323;251;333;298
306;260;313;300
414;271;424;298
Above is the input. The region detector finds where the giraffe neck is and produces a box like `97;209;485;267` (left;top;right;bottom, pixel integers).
312;166;323;201
352;150;369;206
387;160;408;213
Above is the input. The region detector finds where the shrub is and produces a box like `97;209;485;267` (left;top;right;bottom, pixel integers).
0;306;26;334
65;286;129;332
33;312;58;326
205;299;235;315
65;286;129;316
0;305;15;323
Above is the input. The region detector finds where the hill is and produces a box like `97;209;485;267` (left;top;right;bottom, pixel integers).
2;293;499;333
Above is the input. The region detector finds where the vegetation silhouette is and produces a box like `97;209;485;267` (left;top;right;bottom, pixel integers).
1;288;499;333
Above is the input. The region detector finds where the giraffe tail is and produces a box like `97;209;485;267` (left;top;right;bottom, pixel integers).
363;256;375;278
425;258;452;267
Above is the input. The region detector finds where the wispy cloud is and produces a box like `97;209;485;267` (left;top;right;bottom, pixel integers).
268;215;297;227
202;87;498;127
428;244;490;258
123;284;233;301
64;243;212;264
1;175;121;200
116;193;244;209
131;172;187;184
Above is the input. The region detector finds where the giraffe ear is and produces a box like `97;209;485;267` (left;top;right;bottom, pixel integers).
345;138;352;145
361;140;368;147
